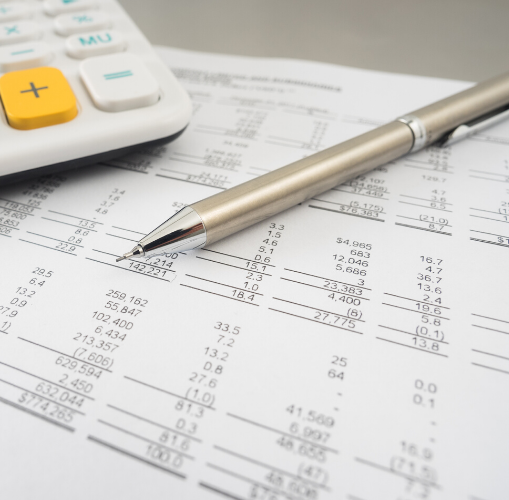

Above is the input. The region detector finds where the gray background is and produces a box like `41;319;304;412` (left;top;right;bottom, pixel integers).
118;0;509;83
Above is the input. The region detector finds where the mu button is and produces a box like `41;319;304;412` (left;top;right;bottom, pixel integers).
0;66;78;130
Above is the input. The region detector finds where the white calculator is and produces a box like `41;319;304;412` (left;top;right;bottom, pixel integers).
0;0;192;183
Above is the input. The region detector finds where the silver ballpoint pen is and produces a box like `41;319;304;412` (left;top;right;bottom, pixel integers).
117;71;509;262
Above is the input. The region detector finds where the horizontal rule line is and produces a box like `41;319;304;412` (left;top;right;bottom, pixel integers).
0;197;41;209
199;483;245;500
311;197;386;214
195;256;272;276
41;217;98;232
383;292;449;309
471;363;509;376
26;231;84;247
309;204;384;222
100;163;148;174
19;239;77;256
284;268;371;290
0;206;34;216
269;308;363;334
382;302;449;320
472;348;509;361
396;215;451;227
355;457;441;488
0;359;94;400
111;226;146;235
97;419;195;460
185;274;264;296
470;238;509;248
472;313;509;324
48;210;103;224
87;436;186;479
470;207;508;215
273;297;364;322
85;258;174;283
17;337;112;373
213;445;329;490
124;375;215;411
281;277;369;300
471;324;509;336
0;222;19;230
400;194;453;205
376;337;448;357
107;404;202;442
378;325;448;344
470;214;508;223
226;412;339;453
201;248;276;267
469;174;509;183
105;233;138;242
470;229;508;238
0;376;85;415
395;223;452;236
399;201;452;212
333;188;389;200
0;395;75;432
156;174;226;190
180;284;259;306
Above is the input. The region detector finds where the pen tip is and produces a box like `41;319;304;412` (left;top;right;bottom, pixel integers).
114;245;144;262
116;250;135;262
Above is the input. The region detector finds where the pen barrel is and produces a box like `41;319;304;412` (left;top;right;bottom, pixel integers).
193;72;509;245
409;71;509;146
192;121;413;244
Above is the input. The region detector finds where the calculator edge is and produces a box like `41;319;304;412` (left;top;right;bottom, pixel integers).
0;125;186;185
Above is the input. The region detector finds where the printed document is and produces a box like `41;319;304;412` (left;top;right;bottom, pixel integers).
0;47;508;500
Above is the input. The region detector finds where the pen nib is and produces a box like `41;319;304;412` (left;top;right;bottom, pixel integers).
115;245;144;262
116;252;132;262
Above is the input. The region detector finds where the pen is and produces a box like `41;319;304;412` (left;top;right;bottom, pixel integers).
116;71;509;262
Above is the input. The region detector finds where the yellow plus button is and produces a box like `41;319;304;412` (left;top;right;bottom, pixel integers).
0;67;78;130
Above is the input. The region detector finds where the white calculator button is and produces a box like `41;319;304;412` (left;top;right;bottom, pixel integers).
43;0;97;16
0;41;52;72
0;3;30;22
80;53;159;112
0;21;42;45
65;30;126;58
54;11;110;36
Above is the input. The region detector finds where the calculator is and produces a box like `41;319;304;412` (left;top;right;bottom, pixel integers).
0;0;192;183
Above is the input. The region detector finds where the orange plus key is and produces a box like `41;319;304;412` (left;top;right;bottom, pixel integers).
0;66;78;130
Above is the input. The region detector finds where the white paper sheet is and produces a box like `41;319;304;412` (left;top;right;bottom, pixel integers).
0;47;508;500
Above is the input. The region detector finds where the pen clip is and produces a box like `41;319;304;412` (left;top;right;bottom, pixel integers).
439;104;509;147
439;104;509;148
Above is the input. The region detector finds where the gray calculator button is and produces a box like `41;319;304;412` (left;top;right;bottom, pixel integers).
0;41;52;72
66;30;126;58
43;0;98;17
80;53;159;112
54;11;111;36
0;2;30;23
0;21;42;45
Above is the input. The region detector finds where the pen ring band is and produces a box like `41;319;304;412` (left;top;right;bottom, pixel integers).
397;114;427;153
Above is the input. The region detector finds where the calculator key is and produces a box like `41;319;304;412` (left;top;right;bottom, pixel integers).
54;11;111;36
80;53;159;112
0;66;78;130
43;0;97;16
0;21;42;46
65;30;126;59
0;2;30;22
0;41;52;72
